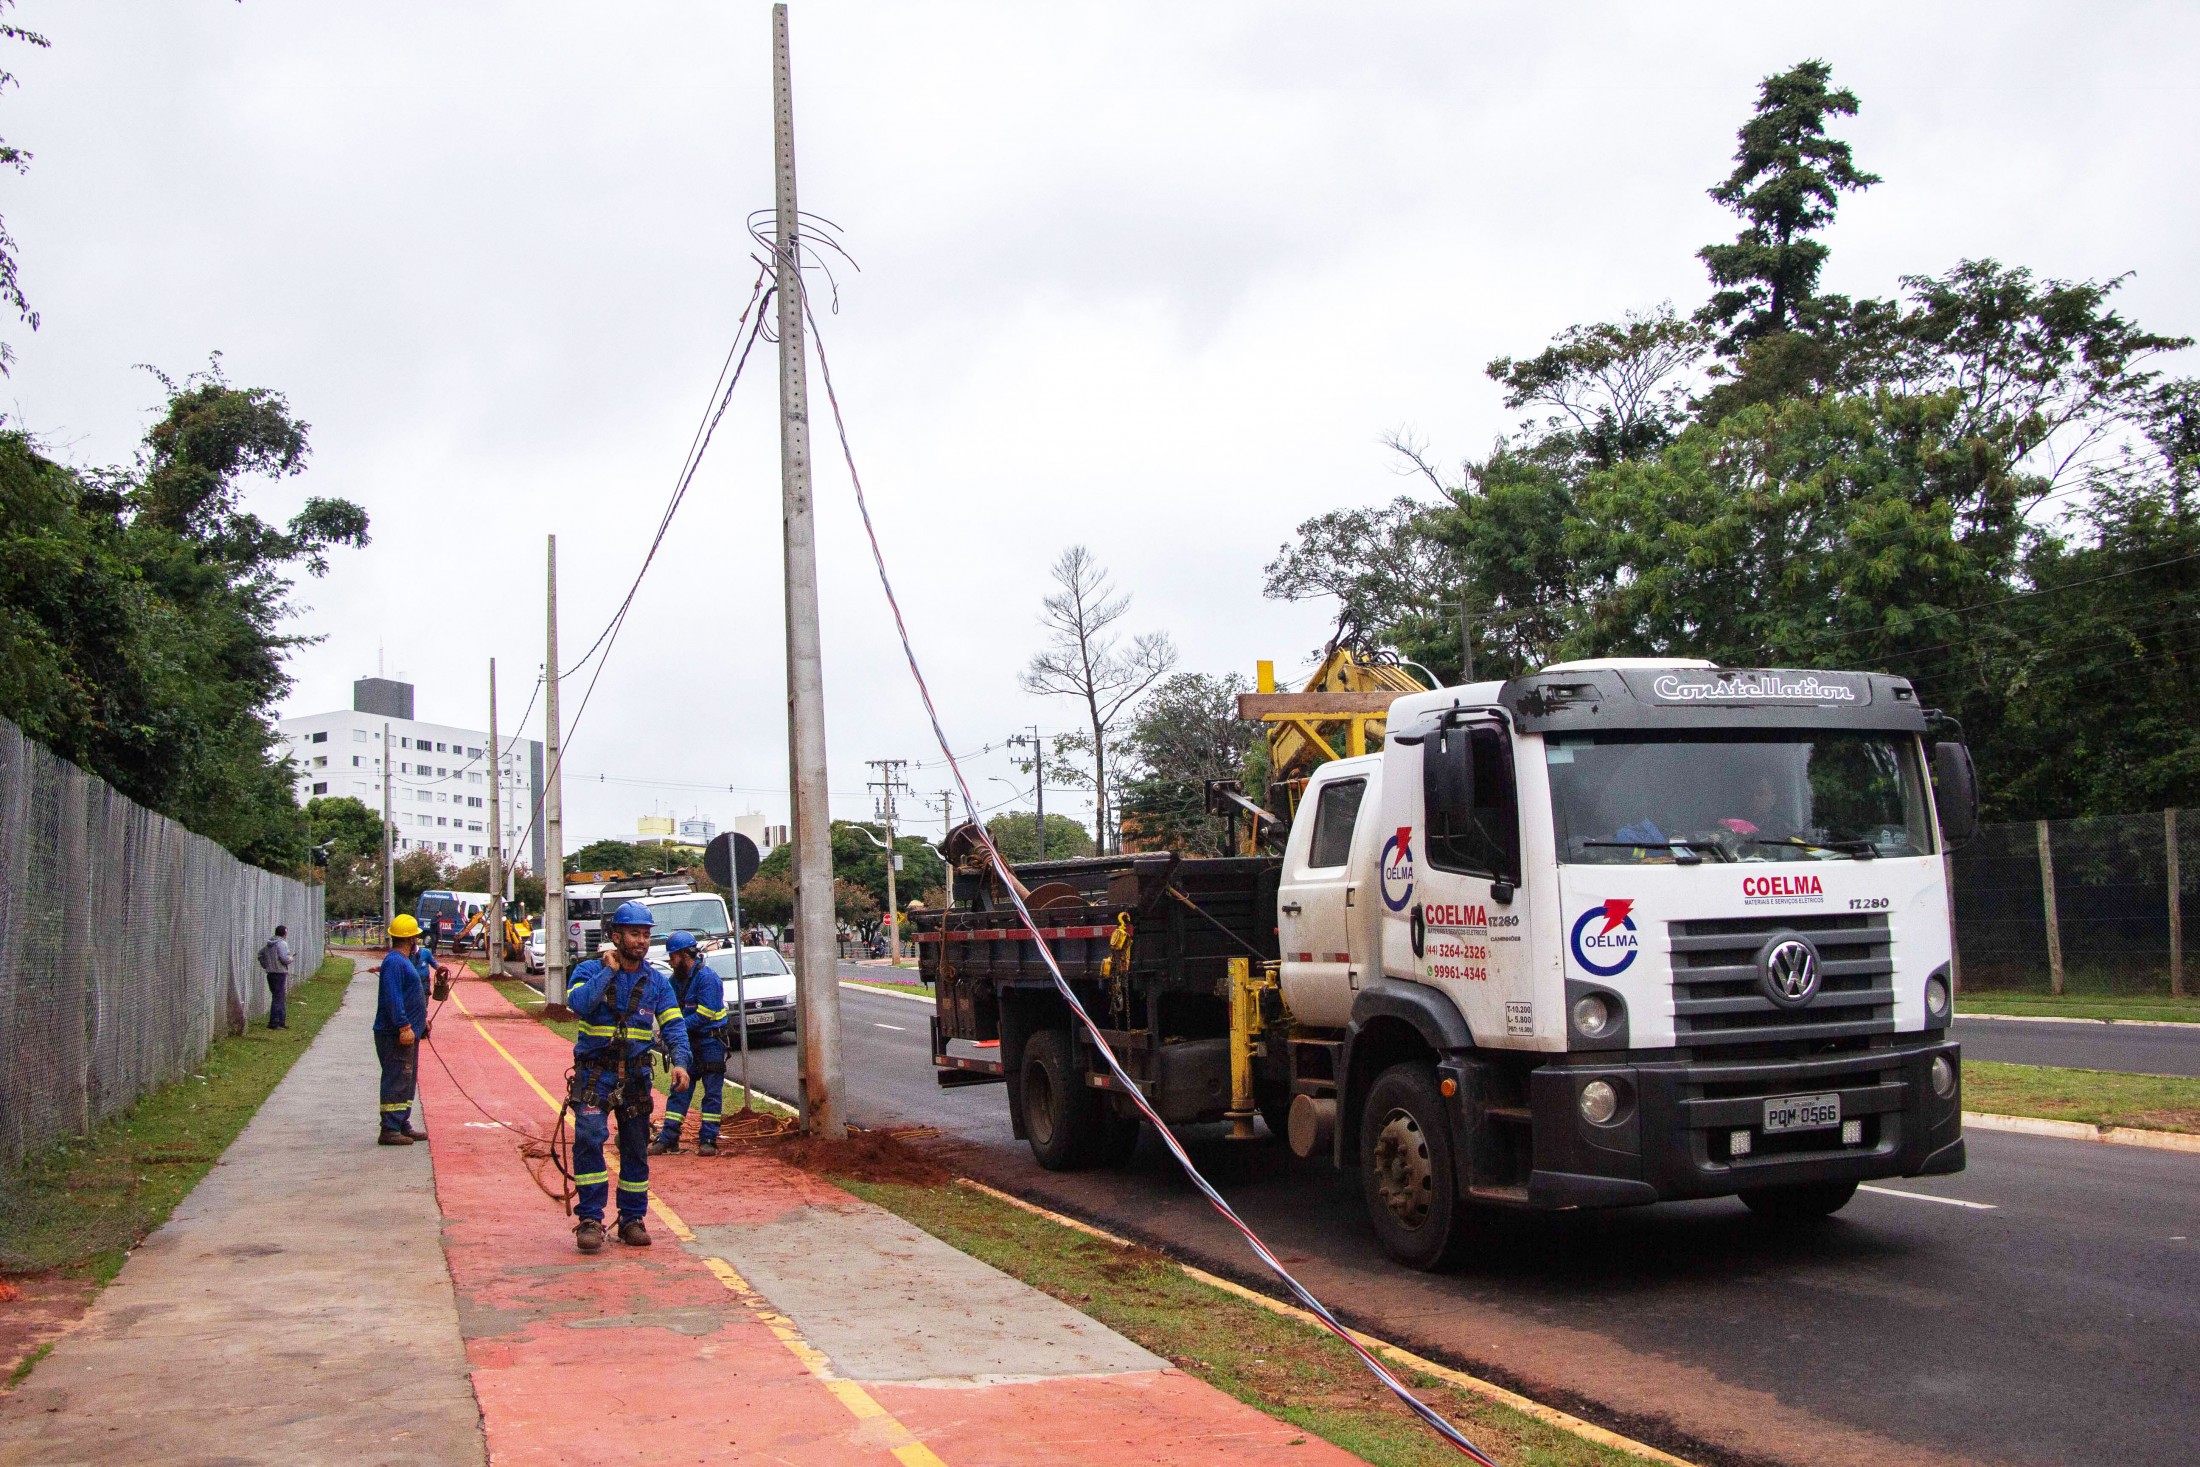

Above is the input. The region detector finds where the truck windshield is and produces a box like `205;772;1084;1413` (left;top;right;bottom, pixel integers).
648;897;730;939
1546;730;1934;863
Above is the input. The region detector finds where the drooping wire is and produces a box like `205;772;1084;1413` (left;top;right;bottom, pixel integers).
789;287;1502;1462
503;273;778;867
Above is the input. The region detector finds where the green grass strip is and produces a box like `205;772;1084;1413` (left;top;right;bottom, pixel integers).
1958;992;2200;1024
839;1177;1667;1467
0;953;355;1283
1966;1059;2200;1134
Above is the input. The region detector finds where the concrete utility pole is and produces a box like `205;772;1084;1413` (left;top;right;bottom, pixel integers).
381;721;395;930
544;536;570;1008
868;758;909;964
1458;600;1476;684
773;0;845;1137
487;659;504;975
1007;726;1045;858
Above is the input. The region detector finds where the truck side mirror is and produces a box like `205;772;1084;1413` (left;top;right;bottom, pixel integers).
1932;742;1979;849
1422;724;1472;843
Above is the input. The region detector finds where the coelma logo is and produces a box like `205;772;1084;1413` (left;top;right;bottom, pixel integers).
1380;827;1415;912
1570;898;1640;976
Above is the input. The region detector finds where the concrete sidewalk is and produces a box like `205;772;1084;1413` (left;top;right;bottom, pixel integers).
425;975;1366;1464
0;959;485;1466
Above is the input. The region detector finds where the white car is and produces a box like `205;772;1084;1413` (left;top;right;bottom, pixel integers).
704;946;797;1044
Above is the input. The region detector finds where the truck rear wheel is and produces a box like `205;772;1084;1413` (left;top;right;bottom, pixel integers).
1739;1180;1858;1222
1022;1028;1100;1170
1359;1062;1464;1271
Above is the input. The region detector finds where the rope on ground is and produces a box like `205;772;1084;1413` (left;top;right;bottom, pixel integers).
792;279;1503;1464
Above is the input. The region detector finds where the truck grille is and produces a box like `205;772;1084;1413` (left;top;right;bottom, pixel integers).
1667;913;1894;1054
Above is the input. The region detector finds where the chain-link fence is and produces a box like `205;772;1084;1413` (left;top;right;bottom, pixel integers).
0;715;325;1168
1951;808;2196;996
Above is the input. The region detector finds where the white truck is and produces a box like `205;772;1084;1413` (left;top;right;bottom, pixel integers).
922;661;1973;1268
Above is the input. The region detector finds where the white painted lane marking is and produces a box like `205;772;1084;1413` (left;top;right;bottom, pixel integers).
1859;1184;1997;1210
875;1022;907;1031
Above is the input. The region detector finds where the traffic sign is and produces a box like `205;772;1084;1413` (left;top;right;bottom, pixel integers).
704;831;762;889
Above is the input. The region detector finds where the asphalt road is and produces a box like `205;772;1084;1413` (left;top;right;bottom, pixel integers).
748;984;2200;1467
1951;1014;2200;1076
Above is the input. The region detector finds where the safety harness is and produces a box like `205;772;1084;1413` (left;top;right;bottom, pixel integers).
549;962;659;1214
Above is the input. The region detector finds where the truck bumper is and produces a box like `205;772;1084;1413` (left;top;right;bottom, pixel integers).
1519;1036;1965;1209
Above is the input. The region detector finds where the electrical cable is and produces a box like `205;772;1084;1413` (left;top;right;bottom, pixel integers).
795;288;1501;1464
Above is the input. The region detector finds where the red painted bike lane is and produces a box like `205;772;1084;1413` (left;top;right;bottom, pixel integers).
416;975;1364;1466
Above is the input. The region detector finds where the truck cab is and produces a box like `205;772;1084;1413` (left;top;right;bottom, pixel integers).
1291;660;1969;1264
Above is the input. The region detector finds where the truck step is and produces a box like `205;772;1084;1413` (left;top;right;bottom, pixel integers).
1467;1183;1530;1205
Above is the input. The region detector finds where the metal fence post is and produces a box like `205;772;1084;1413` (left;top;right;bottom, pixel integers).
2170;807;2185;999
2037;818;2065;996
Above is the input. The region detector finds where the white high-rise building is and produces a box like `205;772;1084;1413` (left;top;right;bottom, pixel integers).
279;676;545;872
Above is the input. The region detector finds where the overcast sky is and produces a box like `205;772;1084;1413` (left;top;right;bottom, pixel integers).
9;2;2197;852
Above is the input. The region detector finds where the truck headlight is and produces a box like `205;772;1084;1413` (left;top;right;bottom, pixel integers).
1930;1054;1957;1099
1571;993;1613;1039
1578;1079;1620;1125
1925;974;1950;1021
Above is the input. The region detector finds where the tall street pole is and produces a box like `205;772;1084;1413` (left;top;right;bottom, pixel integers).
1009;726;1045;858
868;758;907;964
544;535;570;1009
381;720;395;931
774;0;845;1137
487;659;504;974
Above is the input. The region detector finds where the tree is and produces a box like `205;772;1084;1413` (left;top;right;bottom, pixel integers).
739;871;794;928
0;4;45;373
1262;500;1458;663
567;838;659;875
306;795;385;858
1483;306;1710;470
1697;60;1878;355
1019;545;1176;852
0;363;369;870
984;811;1094;863
1116;672;1258;855
393;849;448;915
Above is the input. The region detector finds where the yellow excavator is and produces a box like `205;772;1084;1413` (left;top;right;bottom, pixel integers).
459;906;534;964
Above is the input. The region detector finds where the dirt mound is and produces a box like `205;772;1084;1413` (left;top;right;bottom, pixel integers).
713;1112;960;1186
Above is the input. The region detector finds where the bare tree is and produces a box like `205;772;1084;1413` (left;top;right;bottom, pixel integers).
1020;546;1176;853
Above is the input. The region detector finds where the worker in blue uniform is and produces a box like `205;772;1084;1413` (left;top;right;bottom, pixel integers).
650;931;728;1157
376;915;432;1146
566;901;690;1252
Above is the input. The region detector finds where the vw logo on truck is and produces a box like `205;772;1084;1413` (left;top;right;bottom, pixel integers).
1759;935;1822;1007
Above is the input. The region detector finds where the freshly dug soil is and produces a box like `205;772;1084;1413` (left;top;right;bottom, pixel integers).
714;1111;960;1186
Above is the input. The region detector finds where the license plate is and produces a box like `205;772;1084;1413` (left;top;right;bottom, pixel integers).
1762;1093;1841;1133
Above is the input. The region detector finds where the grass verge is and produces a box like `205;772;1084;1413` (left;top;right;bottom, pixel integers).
843;977;935;999
836;1176;1667;1467
0;952;355;1283
1967;1059;2200;1133
1958;992;2200;1024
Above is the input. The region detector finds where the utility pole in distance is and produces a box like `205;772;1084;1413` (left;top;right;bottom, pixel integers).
381;720;395;930
867;758;909;964
487;659;503;975
544;536;570;1011
1007;726;1046;859
772;0;845;1138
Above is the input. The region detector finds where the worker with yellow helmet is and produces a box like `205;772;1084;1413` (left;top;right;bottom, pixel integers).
376;915;432;1145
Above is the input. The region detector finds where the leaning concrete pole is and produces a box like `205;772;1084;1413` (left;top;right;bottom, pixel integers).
487;658;503;973
773;0;845;1137
544;535;570;1008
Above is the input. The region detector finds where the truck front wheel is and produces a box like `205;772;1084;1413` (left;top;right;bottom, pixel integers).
1359;1063;1464;1271
1022;1028;1100;1170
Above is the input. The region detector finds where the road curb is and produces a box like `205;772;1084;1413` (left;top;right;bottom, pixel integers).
955;1178;1697;1467
838;979;936;1005
1955;1011;2199;1029
1964;1110;2200;1154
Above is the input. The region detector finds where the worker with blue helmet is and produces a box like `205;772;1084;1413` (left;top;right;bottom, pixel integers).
651;930;729;1157
564;899;690;1252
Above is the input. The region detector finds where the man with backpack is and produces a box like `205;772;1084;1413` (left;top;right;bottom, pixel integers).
259;925;293;1030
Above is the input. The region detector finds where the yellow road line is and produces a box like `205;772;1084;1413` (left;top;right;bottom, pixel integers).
451;984;948;1467
956;1178;1694;1467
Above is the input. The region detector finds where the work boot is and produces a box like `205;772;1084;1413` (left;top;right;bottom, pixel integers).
648;1135;681;1156
697;1140;718;1157
377;1129;413;1146
406;1125;430;1142
574;1220;605;1253
617;1218;652;1247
